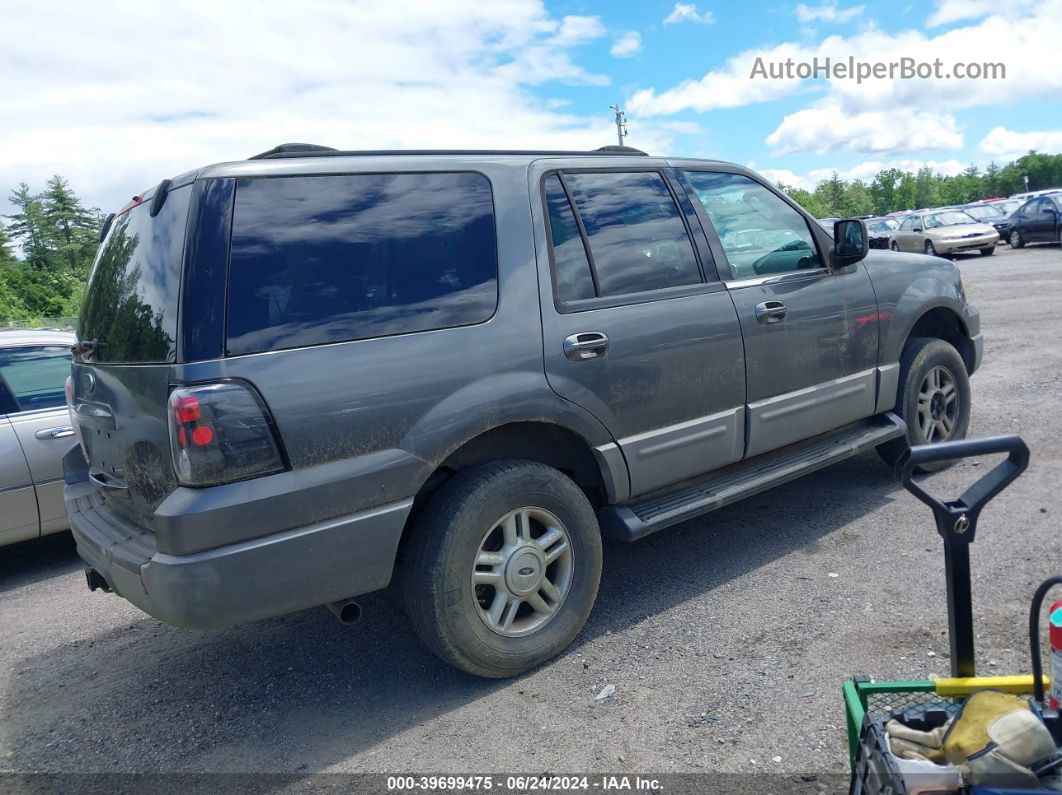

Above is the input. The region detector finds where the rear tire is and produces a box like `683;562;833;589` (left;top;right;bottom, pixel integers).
877;338;971;472
1012;227;1025;248
402;460;602;678
979;246;995;256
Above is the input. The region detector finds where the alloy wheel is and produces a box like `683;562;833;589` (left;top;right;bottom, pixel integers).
916;365;959;443
472;507;574;637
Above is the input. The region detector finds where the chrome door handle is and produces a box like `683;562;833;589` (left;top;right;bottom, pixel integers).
563;332;609;361
35;426;75;440
754;301;787;324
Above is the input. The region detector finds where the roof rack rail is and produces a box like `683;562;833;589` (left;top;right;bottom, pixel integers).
246;145;650;160
249;143;338;160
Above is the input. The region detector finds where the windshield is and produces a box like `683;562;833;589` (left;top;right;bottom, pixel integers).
962;205;995;220
991;200;1021;214
79;185;191;363
923;210;976;228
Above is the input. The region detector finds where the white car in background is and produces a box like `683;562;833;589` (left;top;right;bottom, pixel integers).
1;329;75;547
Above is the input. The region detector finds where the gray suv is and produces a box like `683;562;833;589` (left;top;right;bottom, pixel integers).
66;144;982;677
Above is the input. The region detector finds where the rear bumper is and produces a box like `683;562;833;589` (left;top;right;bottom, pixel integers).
66;477;411;629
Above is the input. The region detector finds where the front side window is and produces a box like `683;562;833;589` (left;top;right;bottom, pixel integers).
226;172;498;355
0;346;71;412
684;171;822;279
561;171;701;297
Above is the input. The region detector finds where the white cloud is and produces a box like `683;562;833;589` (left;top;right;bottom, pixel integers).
766;102;964;155
794;2;865;23
663;3;716;25
926;0;1036;27
610;31;643;58
755;167;813;189
978;127;1062;161
0;1;700;214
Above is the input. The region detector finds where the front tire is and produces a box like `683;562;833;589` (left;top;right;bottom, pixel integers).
890;241;900;252
403;460;602;678
1012;227;1025;248
925;240;939;257
980;246;995;256
877;338;972;472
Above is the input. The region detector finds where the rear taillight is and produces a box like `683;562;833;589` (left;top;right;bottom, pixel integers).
167;381;285;487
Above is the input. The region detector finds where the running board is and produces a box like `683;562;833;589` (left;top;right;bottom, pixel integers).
598;412;905;542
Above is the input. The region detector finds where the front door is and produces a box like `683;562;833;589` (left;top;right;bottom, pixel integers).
532;161;747;497
681;168;880;457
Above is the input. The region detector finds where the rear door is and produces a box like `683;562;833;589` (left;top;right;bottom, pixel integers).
71;180;196;529
680;167;879;458
531;160;746;497
0;344;76;535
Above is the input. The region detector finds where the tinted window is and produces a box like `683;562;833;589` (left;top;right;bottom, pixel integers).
544;175;595;302
563;171;700;297
0;346;71;412
79;185;191;363
226;173;498;355
685;171;822;279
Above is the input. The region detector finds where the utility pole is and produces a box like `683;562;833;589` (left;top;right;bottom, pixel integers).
610;104;628;147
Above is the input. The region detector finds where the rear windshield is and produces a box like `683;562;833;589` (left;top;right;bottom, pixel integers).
79;185;192;363
225;172;498;355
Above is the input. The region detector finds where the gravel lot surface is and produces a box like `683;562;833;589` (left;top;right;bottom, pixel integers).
2;243;1060;787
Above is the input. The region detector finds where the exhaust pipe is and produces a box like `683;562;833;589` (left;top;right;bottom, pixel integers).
85;568;111;593
326;598;363;625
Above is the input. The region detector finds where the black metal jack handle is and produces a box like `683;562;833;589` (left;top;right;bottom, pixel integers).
897;435;1030;678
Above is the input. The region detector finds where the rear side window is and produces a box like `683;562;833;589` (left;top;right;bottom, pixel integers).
562;171;701;297
79;185;192;363
0;346;71;412
543;175;595;302
226;172;498;355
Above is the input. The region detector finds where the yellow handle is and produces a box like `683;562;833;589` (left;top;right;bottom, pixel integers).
934;675;1050;696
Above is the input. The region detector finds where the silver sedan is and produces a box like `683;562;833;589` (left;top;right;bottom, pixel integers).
1;329;76;547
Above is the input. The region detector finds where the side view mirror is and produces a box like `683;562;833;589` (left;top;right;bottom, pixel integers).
1042;206;1057;214
912;226;923;233
831;219;868;268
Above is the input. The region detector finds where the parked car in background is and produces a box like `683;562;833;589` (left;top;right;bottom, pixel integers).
959;202;1012;244
1009;193;1062;248
866;216;900;249
817;217;840;233
890;209;998;257
1;329;75;547
987;199;1022;218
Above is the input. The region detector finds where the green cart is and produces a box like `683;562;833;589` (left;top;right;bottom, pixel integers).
842;435;1062;794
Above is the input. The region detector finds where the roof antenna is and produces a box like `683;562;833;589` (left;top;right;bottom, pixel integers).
610;104;628;147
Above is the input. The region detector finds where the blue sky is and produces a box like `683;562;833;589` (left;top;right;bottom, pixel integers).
1;0;1060;212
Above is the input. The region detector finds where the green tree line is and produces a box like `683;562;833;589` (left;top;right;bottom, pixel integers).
778;151;1062;219
0;176;102;323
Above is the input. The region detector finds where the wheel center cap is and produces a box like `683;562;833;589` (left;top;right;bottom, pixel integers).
504;547;545;596
930;392;945;420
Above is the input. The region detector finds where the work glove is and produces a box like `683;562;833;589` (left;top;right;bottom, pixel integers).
942;689;1057;788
